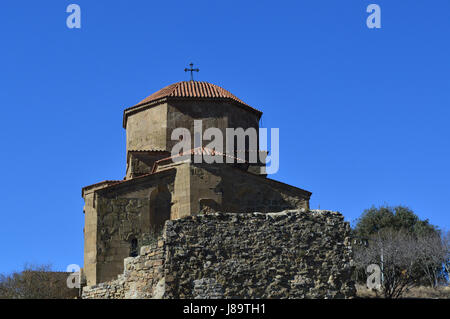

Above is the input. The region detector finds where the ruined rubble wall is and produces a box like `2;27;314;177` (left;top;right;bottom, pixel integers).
82;241;165;299
82;210;356;299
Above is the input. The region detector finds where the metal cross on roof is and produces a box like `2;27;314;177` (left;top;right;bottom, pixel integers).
184;63;199;81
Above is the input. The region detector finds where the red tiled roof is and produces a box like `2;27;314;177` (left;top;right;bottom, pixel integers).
81;180;123;197
127;149;168;153
87;168;177;193
152;146;247;173
130;81;261;114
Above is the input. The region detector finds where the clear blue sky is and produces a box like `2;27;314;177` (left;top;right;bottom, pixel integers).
0;1;449;274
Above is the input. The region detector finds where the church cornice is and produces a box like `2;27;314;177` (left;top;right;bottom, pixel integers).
122;96;262;129
122;81;263;129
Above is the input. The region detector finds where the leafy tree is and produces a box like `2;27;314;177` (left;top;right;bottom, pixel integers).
353;205;438;241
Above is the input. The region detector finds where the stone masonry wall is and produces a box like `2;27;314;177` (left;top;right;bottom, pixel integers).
82;241;165;299
82;209;356;299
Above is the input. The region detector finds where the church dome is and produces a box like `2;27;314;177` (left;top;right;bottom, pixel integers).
130;81;261;115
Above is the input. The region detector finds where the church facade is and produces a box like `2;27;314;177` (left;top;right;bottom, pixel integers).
82;81;311;285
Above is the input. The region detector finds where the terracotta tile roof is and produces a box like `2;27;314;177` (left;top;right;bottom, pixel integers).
90;168;177;193
152;146;248;173
81;180;123;196
127;149;168;153
130;81;261;114
126;150;170;162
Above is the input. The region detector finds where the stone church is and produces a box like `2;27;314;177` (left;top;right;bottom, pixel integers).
82;80;312;285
